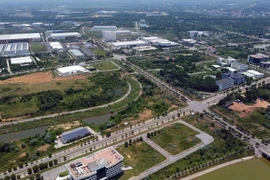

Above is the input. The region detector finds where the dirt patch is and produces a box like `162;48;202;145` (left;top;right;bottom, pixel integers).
19;152;26;158
169;105;179;111
0;71;87;85
138;109;153;121
229;99;269;118
127;155;132;159
37;144;51;152
49;121;81;131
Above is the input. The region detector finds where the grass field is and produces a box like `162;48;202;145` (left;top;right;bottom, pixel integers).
92;47;106;56
194;158;270;180
91;61;118;70
0;75;141;134
117;141;166;180
31;44;48;52
151;123;200;155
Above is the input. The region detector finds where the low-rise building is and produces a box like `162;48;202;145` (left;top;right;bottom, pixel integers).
247;53;268;64
217;56;236;66
111;40;148;49
48;32;81;41
66;147;124;180
231;62;248;72
260;62;270;69
246;70;264;79
10;56;34;66
57;65;89;76
69;49;85;59
49;42;64;52
216;78;234;91
222;73;246;85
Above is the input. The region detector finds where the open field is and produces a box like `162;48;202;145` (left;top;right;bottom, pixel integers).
0;71;87;85
91;61;118;70
117;141;166;180
151;123;200;155
0;72;128;119
30;44;48;52
92;47;106;56
194;158;270;180
229;99;269;118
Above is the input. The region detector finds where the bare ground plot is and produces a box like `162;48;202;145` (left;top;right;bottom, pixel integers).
229;99;269;118
91;61;119;70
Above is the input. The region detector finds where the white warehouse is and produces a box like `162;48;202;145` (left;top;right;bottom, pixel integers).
92;26;117;31
111;40;147;49
56;65;89;76
48;32;82;40
10;56;34;66
49;42;64;51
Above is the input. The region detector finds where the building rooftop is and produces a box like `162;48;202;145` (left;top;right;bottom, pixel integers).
57;65;89;74
112;40;147;47
69;49;84;57
246;70;264;76
249;53;269;59
61;127;91;144
10;56;33;64
49;32;81;38
66;147;123;179
50;42;63;50
0;33;41;41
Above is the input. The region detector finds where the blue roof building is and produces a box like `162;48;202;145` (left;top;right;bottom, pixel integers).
222;73;246;85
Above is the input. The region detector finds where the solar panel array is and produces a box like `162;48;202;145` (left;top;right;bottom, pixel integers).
61;127;91;144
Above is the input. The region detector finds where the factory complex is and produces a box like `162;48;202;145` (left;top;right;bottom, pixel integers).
56;65;89;76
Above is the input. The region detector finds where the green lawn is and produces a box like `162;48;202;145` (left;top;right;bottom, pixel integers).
117;141;166;180
195;158;270;180
151;123;200;155
91;61;118;70
31;44;48;52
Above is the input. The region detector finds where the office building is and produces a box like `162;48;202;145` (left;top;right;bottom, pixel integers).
247;53;268;64
217;56;236;66
66;147;124;180
222;73;246;85
260;62;270;69
216;78;234;91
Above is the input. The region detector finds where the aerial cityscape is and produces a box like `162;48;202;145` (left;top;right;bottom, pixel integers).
0;0;270;180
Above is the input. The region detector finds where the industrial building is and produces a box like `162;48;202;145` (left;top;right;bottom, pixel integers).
133;46;157;52
247;53;268;64
222;73;246;85
0;33;41;44
102;30;132;42
49;42;64;51
57;65;89;76
231;62;248;72
61;127;91;144
69;49;85;59
141;37;179;47
66;147;124;180
188;31;209;38
111;40;148;49
0;42;30;57
91;26;117;31
10;56;34;66
48;32;81;41
216;78;234;91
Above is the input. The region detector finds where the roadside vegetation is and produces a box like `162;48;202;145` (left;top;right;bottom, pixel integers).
148;113;253;180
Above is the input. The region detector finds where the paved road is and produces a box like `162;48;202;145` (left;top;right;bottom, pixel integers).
129;120;214;180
